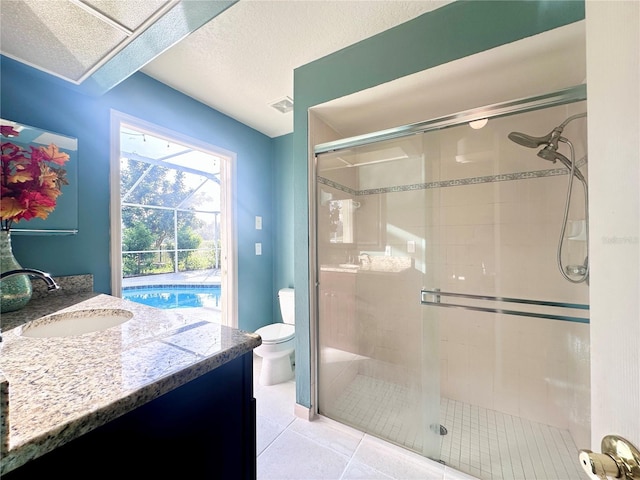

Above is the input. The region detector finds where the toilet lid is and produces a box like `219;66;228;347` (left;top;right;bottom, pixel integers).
256;323;295;343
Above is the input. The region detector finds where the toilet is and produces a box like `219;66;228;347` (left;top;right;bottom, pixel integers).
254;288;295;386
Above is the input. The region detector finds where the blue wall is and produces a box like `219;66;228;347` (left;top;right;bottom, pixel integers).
292;0;585;408
1;56;275;333
272;133;295;323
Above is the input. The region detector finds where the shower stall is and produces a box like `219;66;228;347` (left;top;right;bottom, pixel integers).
313;87;591;480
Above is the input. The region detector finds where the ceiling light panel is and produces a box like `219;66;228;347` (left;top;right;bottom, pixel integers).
0;0;176;84
82;0;170;31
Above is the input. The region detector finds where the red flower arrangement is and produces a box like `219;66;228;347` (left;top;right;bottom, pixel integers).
1;125;70;231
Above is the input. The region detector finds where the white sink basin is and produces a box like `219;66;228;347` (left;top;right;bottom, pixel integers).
21;309;133;338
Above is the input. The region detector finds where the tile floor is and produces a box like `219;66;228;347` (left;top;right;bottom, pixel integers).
322;372;584;480
254;355;476;480
439;398;584;480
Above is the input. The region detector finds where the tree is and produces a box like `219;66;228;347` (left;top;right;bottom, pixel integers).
122;221;155;275
177;226;202;270
120;159;202;250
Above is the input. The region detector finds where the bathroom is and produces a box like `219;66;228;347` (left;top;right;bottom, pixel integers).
0;1;638;479
292;2;638;479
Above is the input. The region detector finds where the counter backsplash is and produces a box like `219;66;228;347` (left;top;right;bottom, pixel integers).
1;274;96;332
31;274;93;299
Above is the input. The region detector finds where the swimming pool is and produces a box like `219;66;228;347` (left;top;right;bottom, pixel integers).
123;285;221;310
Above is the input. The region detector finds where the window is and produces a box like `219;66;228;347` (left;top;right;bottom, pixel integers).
110;112;237;326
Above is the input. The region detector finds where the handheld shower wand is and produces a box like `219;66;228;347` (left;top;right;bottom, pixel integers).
508;113;589;283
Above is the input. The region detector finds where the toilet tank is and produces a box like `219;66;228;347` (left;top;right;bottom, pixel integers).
278;288;295;325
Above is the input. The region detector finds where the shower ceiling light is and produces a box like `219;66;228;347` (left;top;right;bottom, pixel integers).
469;118;489;129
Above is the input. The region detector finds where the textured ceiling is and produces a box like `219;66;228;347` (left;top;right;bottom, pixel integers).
7;0;584;141
142;0;453;138
1;0;176;83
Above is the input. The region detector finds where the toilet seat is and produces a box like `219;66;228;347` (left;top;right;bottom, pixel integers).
256;323;295;344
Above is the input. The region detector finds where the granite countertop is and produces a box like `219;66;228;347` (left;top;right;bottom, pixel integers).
320;256;414;274
0;290;261;475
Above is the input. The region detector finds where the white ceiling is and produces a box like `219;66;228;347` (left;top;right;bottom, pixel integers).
142;0;453;138
1;0;452;139
1;1;586;140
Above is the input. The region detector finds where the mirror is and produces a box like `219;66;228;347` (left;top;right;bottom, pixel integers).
1;119;78;235
328;198;355;244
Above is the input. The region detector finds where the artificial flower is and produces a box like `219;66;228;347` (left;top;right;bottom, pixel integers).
1;126;69;230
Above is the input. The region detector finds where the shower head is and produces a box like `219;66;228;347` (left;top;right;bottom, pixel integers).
508;112;586;151
507;131;553;149
538;146;586;183
537;144;560;162
508;126;564;150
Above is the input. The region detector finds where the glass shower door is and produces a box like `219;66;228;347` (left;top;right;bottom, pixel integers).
315;133;442;460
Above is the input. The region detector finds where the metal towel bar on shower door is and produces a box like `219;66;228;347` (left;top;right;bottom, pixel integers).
420;289;590;323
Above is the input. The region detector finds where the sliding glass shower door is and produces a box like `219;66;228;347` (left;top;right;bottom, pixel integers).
315;132;442;460
314;91;590;479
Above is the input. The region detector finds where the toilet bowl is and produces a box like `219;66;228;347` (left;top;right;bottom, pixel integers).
254;288;295;386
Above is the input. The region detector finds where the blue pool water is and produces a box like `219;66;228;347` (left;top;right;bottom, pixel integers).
123;285;221;310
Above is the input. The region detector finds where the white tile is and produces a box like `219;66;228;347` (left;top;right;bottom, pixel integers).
258;429;350;479
341;460;394;480
257;414;288;455
353;435;446;479
255;345;584;480
288;417;363;457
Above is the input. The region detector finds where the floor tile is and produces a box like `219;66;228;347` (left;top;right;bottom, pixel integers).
257;414;288;455
288;417;363;457
341;460;394;479
258;429;350;479
351;435;447;480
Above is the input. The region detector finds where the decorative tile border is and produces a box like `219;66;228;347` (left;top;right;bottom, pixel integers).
317;177;358;196
319;159;588;197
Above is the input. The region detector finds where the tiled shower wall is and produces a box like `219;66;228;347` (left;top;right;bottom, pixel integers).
317;102;591;449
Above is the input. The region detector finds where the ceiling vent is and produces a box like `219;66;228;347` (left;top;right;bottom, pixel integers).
269;96;294;114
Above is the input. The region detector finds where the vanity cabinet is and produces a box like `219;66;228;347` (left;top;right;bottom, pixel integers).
4;352;256;480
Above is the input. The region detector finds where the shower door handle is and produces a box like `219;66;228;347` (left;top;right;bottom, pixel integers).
421;288;440;304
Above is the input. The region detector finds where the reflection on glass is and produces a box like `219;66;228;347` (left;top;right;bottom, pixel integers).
316;132;441;461
315;99;590;478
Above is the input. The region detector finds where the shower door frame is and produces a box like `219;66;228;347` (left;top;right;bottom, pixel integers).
308;83;588;431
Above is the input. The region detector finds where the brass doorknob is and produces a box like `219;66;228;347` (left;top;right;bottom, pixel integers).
580;435;640;480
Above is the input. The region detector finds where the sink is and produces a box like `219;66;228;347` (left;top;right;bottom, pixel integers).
337;263;360;269
21;309;133;338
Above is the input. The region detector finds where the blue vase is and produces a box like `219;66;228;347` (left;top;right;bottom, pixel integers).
0;230;32;313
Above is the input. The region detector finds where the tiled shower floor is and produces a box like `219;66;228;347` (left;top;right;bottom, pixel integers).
326;374;584;480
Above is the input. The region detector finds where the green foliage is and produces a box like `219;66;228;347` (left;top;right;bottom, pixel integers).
177;226;202;270
120;159;202;248
122;222;155;276
120;158;219;276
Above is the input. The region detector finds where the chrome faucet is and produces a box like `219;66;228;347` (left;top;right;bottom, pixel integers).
1;268;60;291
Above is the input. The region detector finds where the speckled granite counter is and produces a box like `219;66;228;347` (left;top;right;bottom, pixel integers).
0;291;261;475
320;256;414;275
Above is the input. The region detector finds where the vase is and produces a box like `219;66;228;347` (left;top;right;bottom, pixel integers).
0;230;32;313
